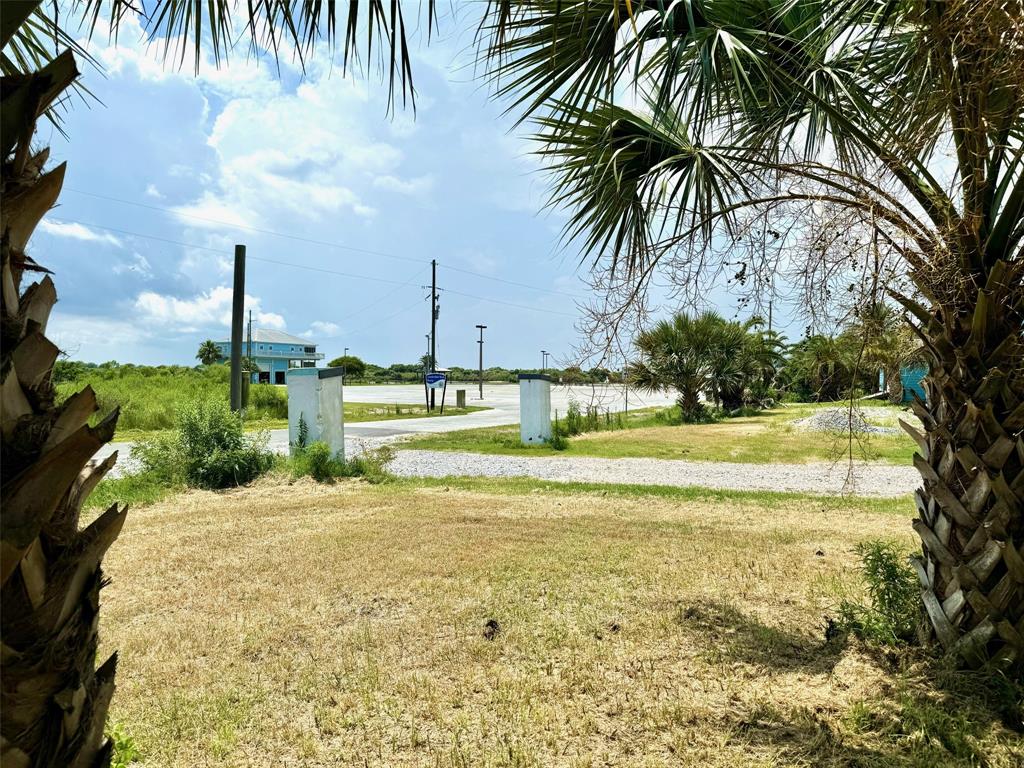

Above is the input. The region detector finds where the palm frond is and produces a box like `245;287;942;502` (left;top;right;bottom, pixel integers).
2;1;435;111
534;97;756;272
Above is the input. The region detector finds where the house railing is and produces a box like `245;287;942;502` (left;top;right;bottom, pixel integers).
223;349;324;360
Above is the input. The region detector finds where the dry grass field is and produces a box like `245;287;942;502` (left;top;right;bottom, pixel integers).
99;478;1022;767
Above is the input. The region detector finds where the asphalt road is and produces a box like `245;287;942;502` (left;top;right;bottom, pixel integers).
94;382;676;472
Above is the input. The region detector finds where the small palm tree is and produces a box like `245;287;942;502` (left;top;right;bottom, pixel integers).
743;328;787;403
196;339;221;366
629;310;755;420
783;334;860;402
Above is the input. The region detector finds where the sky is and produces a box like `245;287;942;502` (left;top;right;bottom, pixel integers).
36;8;794;369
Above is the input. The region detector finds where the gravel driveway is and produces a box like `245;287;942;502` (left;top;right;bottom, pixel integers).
388;449;919;497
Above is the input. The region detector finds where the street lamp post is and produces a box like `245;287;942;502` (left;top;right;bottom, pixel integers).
476;325;487;400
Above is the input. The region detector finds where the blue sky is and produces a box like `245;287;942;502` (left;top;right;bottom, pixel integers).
37;10;792;369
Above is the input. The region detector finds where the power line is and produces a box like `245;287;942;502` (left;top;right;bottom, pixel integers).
45;217;579;318
334;264;430;325
62;187;587;299
62;187;427;266
46;217;416;287
439;263;587;299
344;295;426;337
442;287;577;317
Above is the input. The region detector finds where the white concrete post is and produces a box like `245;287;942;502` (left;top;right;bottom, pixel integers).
287;367;345;459
518;374;552;444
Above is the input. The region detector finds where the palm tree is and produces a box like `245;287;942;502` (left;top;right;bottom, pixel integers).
743;328;787;403
782;334;860;402
196;339;221;366
629;310;752;420
1;2;430;762
487;1;1023;668
847;302;925;402
0;19;122;767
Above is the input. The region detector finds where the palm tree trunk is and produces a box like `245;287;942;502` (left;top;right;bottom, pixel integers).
901;260;1024;669
1;37;125;766
885;364;904;403
677;389;702;422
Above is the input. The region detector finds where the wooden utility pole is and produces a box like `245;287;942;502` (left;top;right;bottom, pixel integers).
430;258;438;410
230;244;246;411
476;324;487;400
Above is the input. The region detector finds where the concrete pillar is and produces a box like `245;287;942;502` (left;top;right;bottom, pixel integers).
287;367;345;458
518;374;552;444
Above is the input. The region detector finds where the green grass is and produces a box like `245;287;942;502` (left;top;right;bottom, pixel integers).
86;471;182;511
404;402;918;464
404;475;914;514
87;469;914;521
59;363;488;440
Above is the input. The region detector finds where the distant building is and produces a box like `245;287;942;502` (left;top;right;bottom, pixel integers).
879;363;929;403
899;364;928;403
216;329;324;384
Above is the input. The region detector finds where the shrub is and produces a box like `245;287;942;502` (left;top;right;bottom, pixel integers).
837;540;920;646
136;397;273;490
564;401;584;436
293;441;340;481
292;442;395;484
344;444;396;484
132;432;182;486
549;411;570;450
107;723;140;768
248;383;287;419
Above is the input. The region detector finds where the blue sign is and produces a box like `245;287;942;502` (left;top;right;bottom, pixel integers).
426;372;446;390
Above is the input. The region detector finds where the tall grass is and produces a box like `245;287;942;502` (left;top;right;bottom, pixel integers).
56;363;286;432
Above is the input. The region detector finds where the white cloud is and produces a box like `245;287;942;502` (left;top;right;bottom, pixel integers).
306;320;341;338
172;192;259;229
112;252;154;278
49;313;147;358
37;220;122;247
256;311;287;330
167;69;419;228
373;174;435;195
144;183;164;199
132;285;285;333
85;13;283;101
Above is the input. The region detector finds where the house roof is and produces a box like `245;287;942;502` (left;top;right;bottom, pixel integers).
218;329;314;346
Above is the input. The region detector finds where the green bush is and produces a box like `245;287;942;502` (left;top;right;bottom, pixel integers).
291;442;395;484
135;397;273;490
248;383;287;419
345;444;396;484
838;540;920;646
564;401;584;436
57;363;231;432
549;411;570;450
107;723;140;768
293;441;339;481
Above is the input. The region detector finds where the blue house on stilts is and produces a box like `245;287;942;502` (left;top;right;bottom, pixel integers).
215;329;324;385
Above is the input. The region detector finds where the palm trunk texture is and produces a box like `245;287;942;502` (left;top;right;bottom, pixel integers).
1;34;125;767
903;260;1024;669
